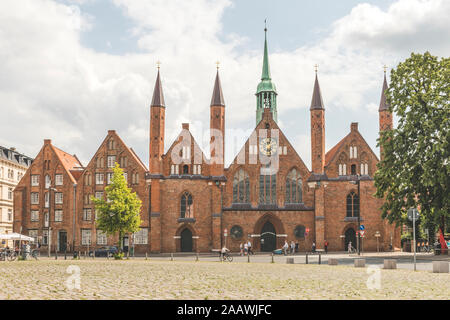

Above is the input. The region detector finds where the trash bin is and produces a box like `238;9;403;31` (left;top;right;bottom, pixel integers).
435;243;441;255
73;251;78;259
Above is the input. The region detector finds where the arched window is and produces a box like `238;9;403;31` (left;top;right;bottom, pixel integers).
232;169;250;203
182;165;189;174
180;192;193;218
259;171;276;204
294;225;306;239
346;192;359;217
285;169;302;203
351;164;356;175
45;175;51;189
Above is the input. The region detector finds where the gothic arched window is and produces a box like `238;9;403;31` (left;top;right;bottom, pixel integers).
259;171;276;204
180;192;193;218
285;169;302;203
232;169;250;203
346;192;359;217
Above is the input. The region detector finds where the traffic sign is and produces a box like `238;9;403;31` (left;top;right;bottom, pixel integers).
360;230;365;237
224;228;228;237
407;208;420;221
360;225;365;231
305;228;310;233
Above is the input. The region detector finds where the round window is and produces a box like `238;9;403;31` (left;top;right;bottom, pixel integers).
294;225;306;239
230;225;243;240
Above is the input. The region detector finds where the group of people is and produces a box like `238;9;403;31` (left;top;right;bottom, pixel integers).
239;240;254;256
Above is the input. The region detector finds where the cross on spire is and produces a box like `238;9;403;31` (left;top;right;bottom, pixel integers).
156;61;161;69
314;64;319;73
383;64;387;74
216;61;220;70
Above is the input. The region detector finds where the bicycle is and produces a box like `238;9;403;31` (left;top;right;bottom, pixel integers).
222;252;233;262
31;249;40;260
347;246;356;254
0;249;17;261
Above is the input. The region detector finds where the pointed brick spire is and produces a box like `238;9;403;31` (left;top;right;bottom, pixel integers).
310;72;324;110
379;72;389;111
151;69;165;107
211;70;225;106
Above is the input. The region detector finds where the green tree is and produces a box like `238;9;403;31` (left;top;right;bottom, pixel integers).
92;163;142;253
375;52;449;238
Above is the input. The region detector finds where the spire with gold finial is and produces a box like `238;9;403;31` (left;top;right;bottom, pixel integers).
310;64;324;110
151;61;165;107
211;61;225;106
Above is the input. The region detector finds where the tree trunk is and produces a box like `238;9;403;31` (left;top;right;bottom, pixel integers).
118;231;123;253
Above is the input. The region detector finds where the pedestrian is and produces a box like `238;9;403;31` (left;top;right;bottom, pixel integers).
290;241;295;255
244;242;248;256
283;241;289;255
295;241;299;253
311;242;316;253
239;243;243;256
324;240;329;254
348;241;352;253
247;240;253;255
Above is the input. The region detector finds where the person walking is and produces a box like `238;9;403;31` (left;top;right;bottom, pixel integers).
283;241;289;255
311;242;316;253
247;240;253;255
295;241;299;253
324;240;329;254
290;241;295;255
243;242;248;256
239;243;243;256
348;241;353;253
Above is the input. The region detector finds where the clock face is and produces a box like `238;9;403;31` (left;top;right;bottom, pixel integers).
259;138;278;156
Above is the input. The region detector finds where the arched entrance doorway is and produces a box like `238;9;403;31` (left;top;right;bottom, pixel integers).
345;228;356;251
180;228;193;252
261;221;276;252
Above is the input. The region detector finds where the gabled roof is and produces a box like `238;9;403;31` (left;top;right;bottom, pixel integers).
324;125;379;167
51;145;83;183
164;124;209;165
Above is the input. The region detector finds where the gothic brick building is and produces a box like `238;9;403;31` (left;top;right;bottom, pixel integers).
14;29;400;254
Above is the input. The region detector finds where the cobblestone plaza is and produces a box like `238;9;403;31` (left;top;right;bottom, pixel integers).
0;257;448;300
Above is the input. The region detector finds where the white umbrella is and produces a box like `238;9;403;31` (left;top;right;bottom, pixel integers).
0;233;35;241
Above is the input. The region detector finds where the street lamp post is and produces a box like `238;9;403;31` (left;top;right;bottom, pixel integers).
350;175;361;256
47;187;57;258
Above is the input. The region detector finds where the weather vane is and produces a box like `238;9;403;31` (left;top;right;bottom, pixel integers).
156;61;161;69
383;64;387;74
314;64;319;73
264;18;267;32
216;61;220;70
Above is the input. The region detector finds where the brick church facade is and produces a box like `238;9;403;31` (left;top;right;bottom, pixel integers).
14;30;400;254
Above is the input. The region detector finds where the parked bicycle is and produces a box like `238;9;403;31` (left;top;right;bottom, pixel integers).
0;248;17;261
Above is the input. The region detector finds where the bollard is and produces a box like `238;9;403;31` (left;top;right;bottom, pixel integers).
55;252;57;260
196;253;199;262
318;253;321;265
64;250;67;260
171;253;173;261
247;254;250;263
93;250;95;259
271;253;274;263
432;261;449;273
354;259;365;268
328;258;338;265
306;253;308;264
383;259;397;269
78;251;80;260
145;252;148;260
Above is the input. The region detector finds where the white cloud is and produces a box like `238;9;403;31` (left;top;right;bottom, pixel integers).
0;0;448;169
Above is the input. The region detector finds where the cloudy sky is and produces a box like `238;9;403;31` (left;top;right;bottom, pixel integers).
1;0;449;168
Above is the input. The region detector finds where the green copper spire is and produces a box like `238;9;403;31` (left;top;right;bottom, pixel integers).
261;27;271;80
256;24;277;124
